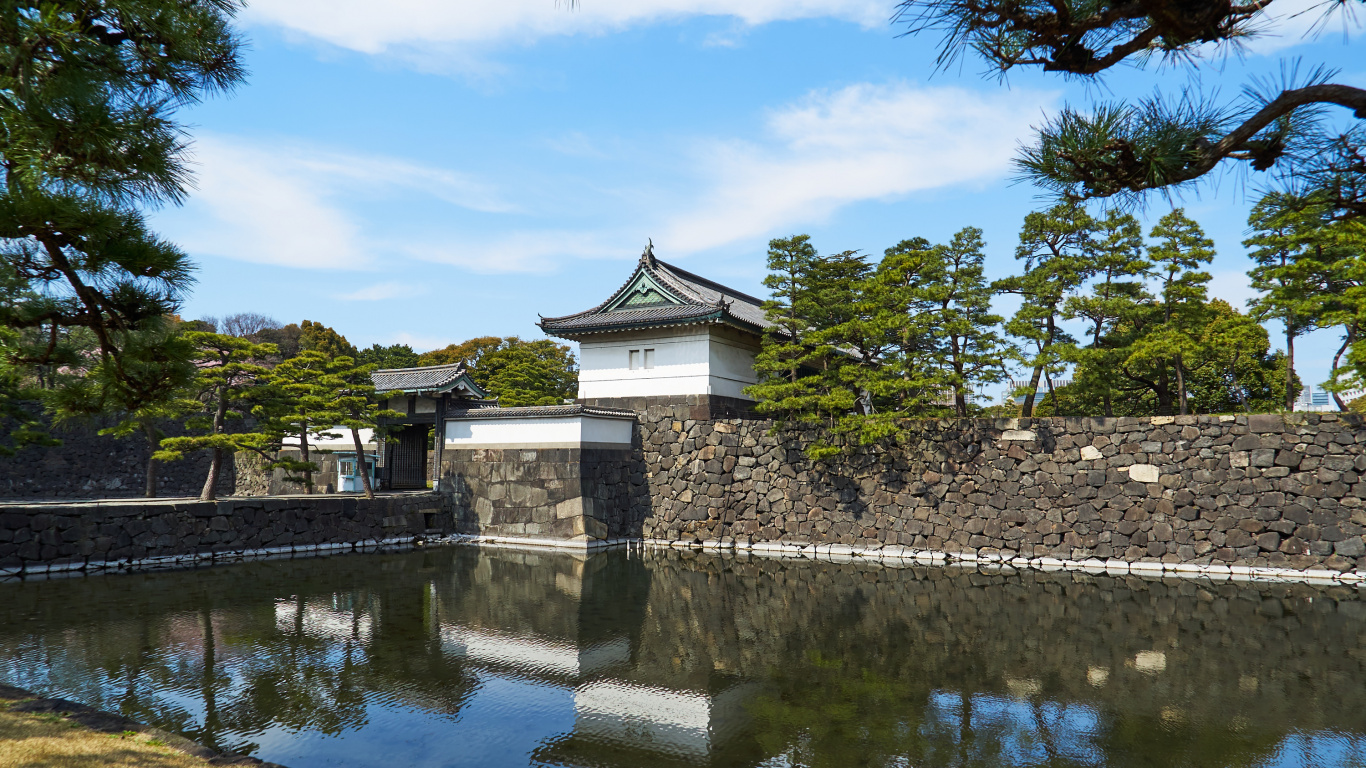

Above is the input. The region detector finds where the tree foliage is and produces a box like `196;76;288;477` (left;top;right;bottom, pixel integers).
156;332;277;501
0;1;245;367
896;0;1366;216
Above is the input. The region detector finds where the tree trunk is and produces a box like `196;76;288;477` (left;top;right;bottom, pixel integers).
201;385;229;502
1285;330;1297;411
201;449;222;502
352;427;374;499
1156;368;1173;416
301;424;313;494
1175;355;1188;416
1021;364;1044;417
1332;333;1353;411
142;422;158;498
201;606;219;751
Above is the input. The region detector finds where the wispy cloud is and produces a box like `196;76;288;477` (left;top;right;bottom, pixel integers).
242;0;890;58
1237;0;1364;54
658;81;1057;252
337;282;413;301
160;135;508;270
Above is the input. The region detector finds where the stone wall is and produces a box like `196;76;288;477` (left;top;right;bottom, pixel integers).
440;447;641;541
0;410;235;500
628;410;1366;572
0;492;449;575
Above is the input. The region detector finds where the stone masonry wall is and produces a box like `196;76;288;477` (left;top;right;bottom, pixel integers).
628;410;1366;572
0;410;235;500
441;447;641;541
0;492;448;575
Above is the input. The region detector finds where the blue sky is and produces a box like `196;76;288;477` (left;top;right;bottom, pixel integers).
154;0;1364;392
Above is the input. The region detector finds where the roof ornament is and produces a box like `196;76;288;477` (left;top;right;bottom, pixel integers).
641;238;656;267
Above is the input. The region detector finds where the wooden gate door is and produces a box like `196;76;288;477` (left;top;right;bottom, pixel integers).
388;425;429;489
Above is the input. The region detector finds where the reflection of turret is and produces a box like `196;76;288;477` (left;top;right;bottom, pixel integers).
430;546;763;766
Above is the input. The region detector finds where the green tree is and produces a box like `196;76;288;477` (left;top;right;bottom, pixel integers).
254;351;345;494
1144;209;1217;415
1245;192;1337;410
995;204;1096;416
896;0;1366;218
820;237;940;450
332;359;403;499
156;332;278;501
0;1;245;373
747;235;829;428
474;338;577;407
924;228;1010;416
416;336;503;368
357;343;419;370
1063;210;1149;416
50;318;197;497
299;320;358;360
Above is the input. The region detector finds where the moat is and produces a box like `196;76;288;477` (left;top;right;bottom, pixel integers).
3;546;1366;767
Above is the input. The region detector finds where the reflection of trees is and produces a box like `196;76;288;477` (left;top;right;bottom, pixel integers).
3;547;1366;768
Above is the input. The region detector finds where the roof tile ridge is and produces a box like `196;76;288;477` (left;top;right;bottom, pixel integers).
653;258;765;306
543;255;700;325
373;362;466;374
648;260;712;306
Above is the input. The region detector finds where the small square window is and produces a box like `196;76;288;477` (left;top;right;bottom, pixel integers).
643;349;655;369
629;349;640;370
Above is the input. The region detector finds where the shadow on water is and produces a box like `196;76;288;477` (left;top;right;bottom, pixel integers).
3;547;1366;767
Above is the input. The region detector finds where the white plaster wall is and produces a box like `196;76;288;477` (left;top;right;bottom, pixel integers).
445;415;633;448
577;325;758;400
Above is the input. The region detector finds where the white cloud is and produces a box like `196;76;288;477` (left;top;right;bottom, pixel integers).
163;135;508;270
242;0;889;55
659;82;1057;252
1234;0;1363;54
408;230;630;274
337;282;412;301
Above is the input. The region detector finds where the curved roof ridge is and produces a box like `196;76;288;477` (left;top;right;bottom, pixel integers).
652;259;765;306
372;362;466;375
539;255;700;324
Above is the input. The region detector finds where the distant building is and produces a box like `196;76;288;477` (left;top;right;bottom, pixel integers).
538;244;770;408
1000;378;1073;406
1294;385;1364;413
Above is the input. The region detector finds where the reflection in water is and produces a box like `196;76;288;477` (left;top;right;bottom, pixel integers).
3;547;1366;767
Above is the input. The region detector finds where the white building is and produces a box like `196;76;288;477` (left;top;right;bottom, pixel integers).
538;244;770;404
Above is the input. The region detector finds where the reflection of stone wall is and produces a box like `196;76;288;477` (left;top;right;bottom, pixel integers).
629;411;1366;571
441;448;640;541
633;548;1366;737
0;493;448;573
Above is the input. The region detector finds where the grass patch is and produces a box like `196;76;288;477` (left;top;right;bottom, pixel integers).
0;708;213;767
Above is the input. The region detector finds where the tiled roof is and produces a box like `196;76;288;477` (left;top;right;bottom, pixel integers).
445;404;637;420
371;363;479;394
539;246;771;337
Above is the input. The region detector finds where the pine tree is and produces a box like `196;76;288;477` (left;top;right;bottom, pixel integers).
822;238;944;448
156;332;279;501
1143;209;1216;415
995;203;1097;416
1064;210;1149;416
0;2;245;371
357;343;420;370
255;351;346;494
50;318;198;497
922;228;1010;416
748;235;827;427
332;359;404;499
1245;192;1335;410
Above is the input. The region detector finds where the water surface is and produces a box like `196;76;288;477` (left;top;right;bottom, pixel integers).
3;546;1366;767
